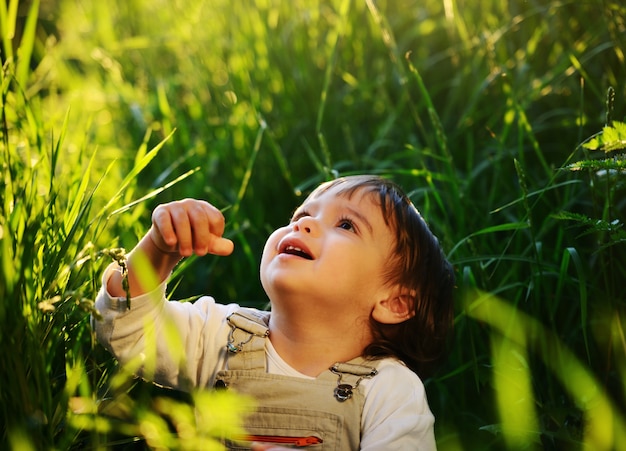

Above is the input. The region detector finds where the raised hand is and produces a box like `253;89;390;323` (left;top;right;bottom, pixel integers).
149;199;234;257
106;199;234;298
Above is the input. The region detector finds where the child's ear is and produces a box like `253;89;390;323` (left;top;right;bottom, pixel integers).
372;290;416;324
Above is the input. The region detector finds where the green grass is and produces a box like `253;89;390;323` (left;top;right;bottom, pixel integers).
2;0;626;449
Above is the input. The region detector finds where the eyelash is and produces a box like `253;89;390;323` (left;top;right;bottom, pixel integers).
290;211;358;233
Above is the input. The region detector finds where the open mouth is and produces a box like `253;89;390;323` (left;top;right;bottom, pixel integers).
281;244;313;260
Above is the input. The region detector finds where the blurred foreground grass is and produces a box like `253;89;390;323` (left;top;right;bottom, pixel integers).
1;0;625;449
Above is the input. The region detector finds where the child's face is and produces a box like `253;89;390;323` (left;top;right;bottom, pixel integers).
260;184;397;319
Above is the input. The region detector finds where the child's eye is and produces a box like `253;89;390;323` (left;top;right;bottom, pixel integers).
337;217;356;232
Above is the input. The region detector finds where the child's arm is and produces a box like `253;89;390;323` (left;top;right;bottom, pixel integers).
107;199;234;298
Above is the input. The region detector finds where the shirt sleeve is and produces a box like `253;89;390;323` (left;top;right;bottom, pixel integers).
92;264;239;390
360;359;437;450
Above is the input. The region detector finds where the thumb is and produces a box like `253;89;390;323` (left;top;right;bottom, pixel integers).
209;236;235;256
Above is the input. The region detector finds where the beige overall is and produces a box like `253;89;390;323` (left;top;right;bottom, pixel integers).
215;308;379;450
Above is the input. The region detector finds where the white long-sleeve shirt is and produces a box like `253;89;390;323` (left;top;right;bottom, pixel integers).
93;265;436;450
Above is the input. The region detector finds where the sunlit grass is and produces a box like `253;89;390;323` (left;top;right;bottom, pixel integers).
466;290;626;450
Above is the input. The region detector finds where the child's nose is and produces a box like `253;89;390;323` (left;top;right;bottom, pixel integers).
293;216;315;234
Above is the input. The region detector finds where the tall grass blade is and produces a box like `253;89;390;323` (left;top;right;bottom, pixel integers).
97;128;176;217
448;222;530;259
15;0;39;89
315;0;351;134
467;291;626;449
557;247;590;361
232;121;266;218
108;167;200;218
0;0;19;62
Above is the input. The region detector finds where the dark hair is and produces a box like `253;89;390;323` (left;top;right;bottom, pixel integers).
311;175;455;378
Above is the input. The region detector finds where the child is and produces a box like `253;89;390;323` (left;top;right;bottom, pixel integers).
94;174;455;450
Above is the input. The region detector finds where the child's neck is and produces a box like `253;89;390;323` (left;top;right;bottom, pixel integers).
268;311;372;377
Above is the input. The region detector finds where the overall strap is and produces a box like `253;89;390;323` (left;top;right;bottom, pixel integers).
325;358;379;402
225;308;270;370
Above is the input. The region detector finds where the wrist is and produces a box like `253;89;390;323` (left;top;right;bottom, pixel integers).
140;233;183;272
125;234;181;296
